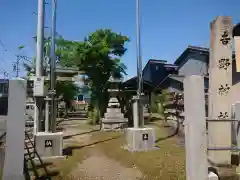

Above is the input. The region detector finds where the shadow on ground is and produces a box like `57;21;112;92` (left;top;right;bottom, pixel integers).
221;175;240;180
26;161;60;179
150;122;182;143
63;129;100;140
63;135;122;156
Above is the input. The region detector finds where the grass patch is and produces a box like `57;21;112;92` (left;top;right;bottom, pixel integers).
51;142;92;180
51;120;186;179
90;123;186;180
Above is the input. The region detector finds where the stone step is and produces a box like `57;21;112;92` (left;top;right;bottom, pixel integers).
108;103;120;107
107;108;121;113
109;97;119;103
102;118;128;123
104;113;124;118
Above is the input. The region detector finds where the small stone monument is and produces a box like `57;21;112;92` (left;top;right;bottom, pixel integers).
101;76;128;131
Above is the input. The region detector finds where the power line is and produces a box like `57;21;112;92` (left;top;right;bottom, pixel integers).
12;54;33;77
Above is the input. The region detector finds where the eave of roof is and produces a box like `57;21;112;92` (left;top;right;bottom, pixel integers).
174;45;209;65
142;59;168;74
155;74;209;90
168;74;185;82
122;76;154;87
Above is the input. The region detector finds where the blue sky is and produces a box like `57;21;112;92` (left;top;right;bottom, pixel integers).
0;0;240;79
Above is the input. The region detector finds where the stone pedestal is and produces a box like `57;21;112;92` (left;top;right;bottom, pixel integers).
102;97;128;131
124;127;156;152
35;132;63;158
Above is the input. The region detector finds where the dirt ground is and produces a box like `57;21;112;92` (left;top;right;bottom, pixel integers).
46;119;186;180
34;117;240;180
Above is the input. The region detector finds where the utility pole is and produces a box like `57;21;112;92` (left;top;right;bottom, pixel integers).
50;0;57;132
3;72;7;79
13;56;20;77
136;0;144;127
34;0;45;135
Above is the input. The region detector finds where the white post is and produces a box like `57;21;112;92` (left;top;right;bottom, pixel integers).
45;99;49;132
184;75;208;180
3;79;27;180
132;98;139;128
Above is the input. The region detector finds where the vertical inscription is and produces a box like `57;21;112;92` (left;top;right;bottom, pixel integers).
220;31;231;45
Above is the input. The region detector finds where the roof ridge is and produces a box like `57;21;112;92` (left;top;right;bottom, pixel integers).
188;45;209;52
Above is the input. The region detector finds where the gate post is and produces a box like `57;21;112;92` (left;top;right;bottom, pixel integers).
184;75;208;180
208;16;233;165
3;79;27;180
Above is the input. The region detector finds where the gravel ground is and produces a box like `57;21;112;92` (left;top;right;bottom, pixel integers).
55;119;144;180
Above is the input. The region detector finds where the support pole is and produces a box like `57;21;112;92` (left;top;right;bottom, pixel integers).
136;0;143;127
34;0;45;135
183;75;208;180
50;0;57;133
132;98;139;128
45;98;49;132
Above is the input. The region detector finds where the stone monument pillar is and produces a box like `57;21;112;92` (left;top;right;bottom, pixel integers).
101;76;128;131
208;16;233;165
3;79;27;180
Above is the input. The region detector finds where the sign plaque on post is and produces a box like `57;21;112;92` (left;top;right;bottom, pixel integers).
142;133;148;141
45;140;53;148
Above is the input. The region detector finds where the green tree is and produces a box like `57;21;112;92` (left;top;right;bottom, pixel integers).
72;29;129;123
23;36;79;109
155;89;170;121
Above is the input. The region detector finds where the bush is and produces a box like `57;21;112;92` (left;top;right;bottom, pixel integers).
150;101;159;113
87;107;100;125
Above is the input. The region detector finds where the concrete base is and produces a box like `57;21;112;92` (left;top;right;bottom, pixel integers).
101;120;128;131
35;132;63;158
124;127;156;152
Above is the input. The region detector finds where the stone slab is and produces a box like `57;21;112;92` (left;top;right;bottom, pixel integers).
109;97;118;103
124;127;156;152
35;132;63;157
108;102;120;106
104;113;124;118
102;118;128;123
107;108;121;113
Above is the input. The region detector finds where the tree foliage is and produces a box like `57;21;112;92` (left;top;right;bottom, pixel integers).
71;29;129;123
23;36;79;105
24;29;129;123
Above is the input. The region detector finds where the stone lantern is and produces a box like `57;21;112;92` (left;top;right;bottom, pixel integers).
101;76;128;131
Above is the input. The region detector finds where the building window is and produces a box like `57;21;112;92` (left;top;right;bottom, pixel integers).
156;66;159;70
